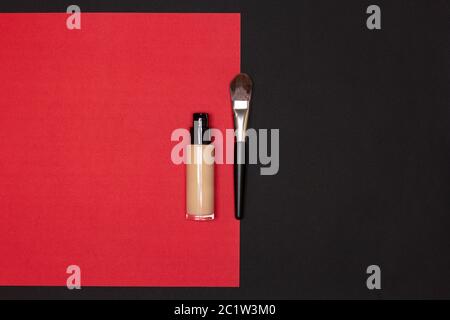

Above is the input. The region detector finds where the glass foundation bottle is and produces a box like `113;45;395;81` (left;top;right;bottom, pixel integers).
186;113;215;221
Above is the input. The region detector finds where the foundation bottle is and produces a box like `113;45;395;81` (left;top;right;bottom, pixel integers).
186;113;215;221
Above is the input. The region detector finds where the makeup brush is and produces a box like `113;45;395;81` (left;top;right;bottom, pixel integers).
230;73;253;220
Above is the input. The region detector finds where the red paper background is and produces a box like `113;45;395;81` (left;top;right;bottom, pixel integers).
0;13;240;287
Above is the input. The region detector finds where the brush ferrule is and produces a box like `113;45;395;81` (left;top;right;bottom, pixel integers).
233;101;250;143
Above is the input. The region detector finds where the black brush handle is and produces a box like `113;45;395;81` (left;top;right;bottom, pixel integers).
234;141;246;220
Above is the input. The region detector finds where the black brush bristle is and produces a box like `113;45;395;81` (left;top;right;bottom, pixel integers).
230;73;253;101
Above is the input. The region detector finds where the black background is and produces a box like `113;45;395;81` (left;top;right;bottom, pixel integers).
0;0;449;300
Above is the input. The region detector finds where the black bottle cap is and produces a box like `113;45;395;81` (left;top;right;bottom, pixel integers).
191;113;211;145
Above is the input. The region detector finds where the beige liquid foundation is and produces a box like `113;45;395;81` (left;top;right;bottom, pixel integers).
186;113;215;221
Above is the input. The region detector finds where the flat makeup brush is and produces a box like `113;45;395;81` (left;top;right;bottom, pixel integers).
230;73;253;220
